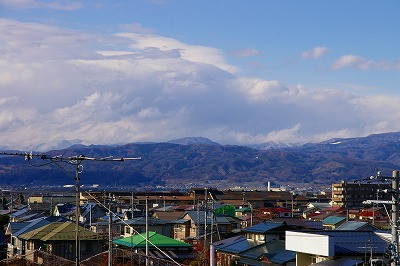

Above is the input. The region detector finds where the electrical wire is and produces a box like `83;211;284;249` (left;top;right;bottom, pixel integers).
85;191;182;265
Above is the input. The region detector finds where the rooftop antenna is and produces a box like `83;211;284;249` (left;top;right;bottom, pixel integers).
0;151;141;266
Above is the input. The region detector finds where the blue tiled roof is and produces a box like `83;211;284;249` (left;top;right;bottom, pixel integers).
9;222;30;233
322;216;346;225
242;221;284;234
215;237;260;254
269;249;296;264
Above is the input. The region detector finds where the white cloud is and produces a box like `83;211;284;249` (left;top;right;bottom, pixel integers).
0;0;83;10
2;19;400;150
117;33;239;73
301;46;328;59
332;54;400;70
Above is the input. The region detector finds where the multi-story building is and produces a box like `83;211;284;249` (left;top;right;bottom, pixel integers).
331;181;391;208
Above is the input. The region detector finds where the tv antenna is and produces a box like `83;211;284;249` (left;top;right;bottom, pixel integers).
0;151;141;266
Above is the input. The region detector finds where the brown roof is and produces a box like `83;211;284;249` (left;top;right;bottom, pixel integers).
153;211;185;221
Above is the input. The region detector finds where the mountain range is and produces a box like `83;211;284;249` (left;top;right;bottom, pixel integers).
1;133;400;188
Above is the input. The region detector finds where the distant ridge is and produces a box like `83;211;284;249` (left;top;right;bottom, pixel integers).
167;137;220;146
247;141;300;150
2;132;400;187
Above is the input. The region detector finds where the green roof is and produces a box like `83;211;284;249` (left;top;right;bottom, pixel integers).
20;222;100;241
322;216;346;225
113;231;191;248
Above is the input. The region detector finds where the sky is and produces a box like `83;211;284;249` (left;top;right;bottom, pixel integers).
1;0;400;150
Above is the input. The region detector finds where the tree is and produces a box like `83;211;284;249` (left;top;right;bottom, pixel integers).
0;214;10;233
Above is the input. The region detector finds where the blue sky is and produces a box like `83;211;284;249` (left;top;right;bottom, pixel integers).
1;0;400;150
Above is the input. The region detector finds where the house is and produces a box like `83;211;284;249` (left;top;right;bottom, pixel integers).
5;216;68;258
178;211;235;242
118;217;173;238
113;231;196;262
19;221;102;261
239;214;263;229
53;203;75;219
286;230;391;265
321;216;346;230
254;207;292;219
214;221;296;265
358;207;386;221
79;203;107;225
123;208;143;220
242;221;292;242
214;236;295;265
172;219;192;241
235;207;251;218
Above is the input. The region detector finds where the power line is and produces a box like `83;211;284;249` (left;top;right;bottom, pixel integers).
0;150;141;266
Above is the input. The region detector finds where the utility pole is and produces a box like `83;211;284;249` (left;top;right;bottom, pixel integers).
369;170;400;266
0;151;141;266
108;198;112;266
392;170;399;266
204;187;207;248
131;192;134;219
10;193;13;221
197;199;200;239
75;164;81;266
248;202;253;227
145;197;149;266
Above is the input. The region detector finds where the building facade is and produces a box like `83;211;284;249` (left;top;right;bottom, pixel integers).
331;181;391;208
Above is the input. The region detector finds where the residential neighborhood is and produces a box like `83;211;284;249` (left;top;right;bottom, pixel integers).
0;180;397;265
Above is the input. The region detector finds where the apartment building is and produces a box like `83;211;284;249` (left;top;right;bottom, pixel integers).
331;181;391;208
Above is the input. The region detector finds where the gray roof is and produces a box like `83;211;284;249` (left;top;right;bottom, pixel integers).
215;237;261;254
335;221;379;231
242;221;284;234
240;240;285;260
269;250;296;264
170;219;190;224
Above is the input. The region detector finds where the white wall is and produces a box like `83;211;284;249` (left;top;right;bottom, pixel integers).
285;231;333;257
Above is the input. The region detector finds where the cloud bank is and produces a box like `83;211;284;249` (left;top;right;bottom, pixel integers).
332;54;400;70
1;19;400;150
